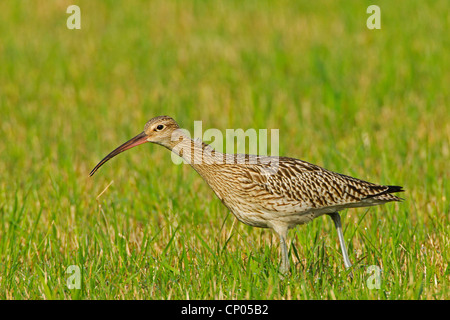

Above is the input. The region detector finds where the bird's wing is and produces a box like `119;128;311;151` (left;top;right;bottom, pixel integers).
238;156;403;210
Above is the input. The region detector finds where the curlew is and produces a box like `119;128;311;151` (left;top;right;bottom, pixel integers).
90;116;404;274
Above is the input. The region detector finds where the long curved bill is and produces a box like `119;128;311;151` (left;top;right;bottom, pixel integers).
89;131;148;177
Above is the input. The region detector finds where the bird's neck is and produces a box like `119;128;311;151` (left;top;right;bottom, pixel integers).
172;137;222;168
165;129;222;167
165;129;277;165
164;129;279;177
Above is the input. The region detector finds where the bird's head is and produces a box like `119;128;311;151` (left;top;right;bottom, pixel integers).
143;115;180;146
89;116;181;176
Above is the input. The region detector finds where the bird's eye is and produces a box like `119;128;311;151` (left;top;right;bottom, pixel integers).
155;124;164;131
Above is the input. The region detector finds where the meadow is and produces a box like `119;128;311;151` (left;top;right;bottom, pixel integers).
0;0;448;299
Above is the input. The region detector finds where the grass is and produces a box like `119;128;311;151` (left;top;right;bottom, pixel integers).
0;0;448;299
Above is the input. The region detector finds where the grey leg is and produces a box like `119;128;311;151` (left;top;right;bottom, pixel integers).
273;225;290;275
328;212;352;269
279;233;290;275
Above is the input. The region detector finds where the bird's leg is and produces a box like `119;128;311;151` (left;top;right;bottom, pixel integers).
279;235;290;275
273;225;290;275
328;212;352;269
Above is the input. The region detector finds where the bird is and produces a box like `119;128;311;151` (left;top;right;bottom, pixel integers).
89;116;404;274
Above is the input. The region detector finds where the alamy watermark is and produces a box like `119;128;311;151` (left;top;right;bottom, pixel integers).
366;265;382;289
168;121;281;173
366;5;381;29
66;5;381;31
66;265;81;289
64;263;383;290
66;5;81;30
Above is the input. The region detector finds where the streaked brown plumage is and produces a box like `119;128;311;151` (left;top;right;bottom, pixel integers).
90;116;404;274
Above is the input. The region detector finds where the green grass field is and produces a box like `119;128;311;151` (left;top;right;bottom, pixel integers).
0;0;448;299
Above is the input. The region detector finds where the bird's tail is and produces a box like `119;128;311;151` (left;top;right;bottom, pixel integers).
366;185;405;202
